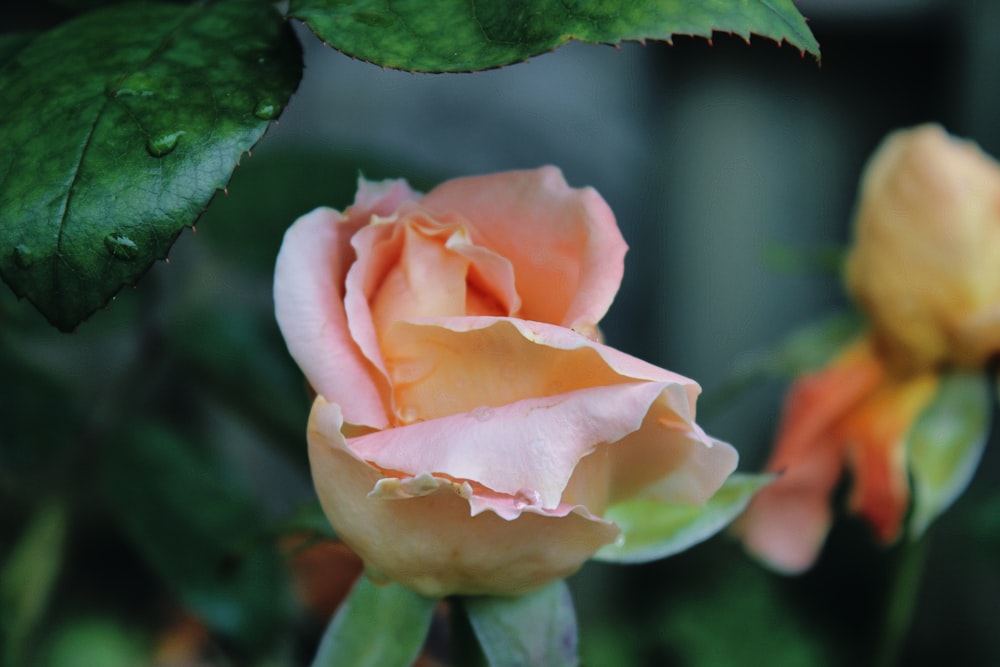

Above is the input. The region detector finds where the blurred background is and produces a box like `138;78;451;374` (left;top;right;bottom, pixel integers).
3;0;1000;665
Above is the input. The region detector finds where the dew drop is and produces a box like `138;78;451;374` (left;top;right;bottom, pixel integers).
470;405;494;422
513;488;542;510
114;71;157;98
398;406;419;424
146;130;185;158
13;244;33;269
104;233;139;260
253;100;279;120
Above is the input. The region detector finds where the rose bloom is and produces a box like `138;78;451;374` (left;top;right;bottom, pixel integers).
846;124;1000;373
274;167;737;597
737;125;1000;573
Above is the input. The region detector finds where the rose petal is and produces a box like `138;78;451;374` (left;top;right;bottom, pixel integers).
351;381;665;510
443;227;521;317
352;176;422;218
353;318;733;511
370;223;472;335
274;207;389;428
420;167;626;332
381;316;698;422
307;397;620;597
734;338;885;573
843;373;938;543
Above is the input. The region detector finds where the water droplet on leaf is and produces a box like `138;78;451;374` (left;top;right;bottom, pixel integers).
115;71;157;98
253;101;279;120
13;244;33;269
104;233;139;260
146;130;184;157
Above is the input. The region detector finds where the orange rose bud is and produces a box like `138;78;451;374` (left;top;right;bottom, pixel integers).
845;124;1000;373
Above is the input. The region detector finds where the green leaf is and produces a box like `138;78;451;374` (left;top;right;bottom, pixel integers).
464;579;578;667
101;424;287;650
0;33;37;66
594;473;772;563
907;371;991;538
0;0;302;331
310;575;437;667
289;0;819;73
1;501;67;667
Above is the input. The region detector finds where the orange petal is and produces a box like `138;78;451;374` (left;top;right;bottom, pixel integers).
840;373;939;543
735;338;886;573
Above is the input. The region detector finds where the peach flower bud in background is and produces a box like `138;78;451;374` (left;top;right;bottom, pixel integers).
738;124;1000;573
275;167;737;597
846;123;1000;373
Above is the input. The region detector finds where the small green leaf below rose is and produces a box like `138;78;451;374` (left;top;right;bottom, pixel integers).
0;0;302;332
464;579;578;667
310;575;437;667
907;370;991;538
593;473;773;564
289;0;819;73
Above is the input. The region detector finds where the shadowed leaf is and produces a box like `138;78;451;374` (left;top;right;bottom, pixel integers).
290;0;819;73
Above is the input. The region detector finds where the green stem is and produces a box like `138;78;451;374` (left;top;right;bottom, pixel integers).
871;535;930;667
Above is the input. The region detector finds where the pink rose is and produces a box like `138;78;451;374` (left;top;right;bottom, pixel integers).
274;167;736;597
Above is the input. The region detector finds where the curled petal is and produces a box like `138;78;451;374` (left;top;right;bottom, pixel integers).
356;318;735;513
307;397;620;597
274;207;388;429
420;167;626;332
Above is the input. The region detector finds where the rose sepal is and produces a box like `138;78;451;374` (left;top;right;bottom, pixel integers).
594;473;774;564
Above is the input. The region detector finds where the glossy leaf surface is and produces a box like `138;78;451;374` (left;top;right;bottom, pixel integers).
0;0;302;330
290;0;819;73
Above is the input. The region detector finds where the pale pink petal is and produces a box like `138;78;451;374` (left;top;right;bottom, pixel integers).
274;207;388;428
341;222;403;379
350;381;668;510
350;176;422;221
420;167;626;331
307;397;620;597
